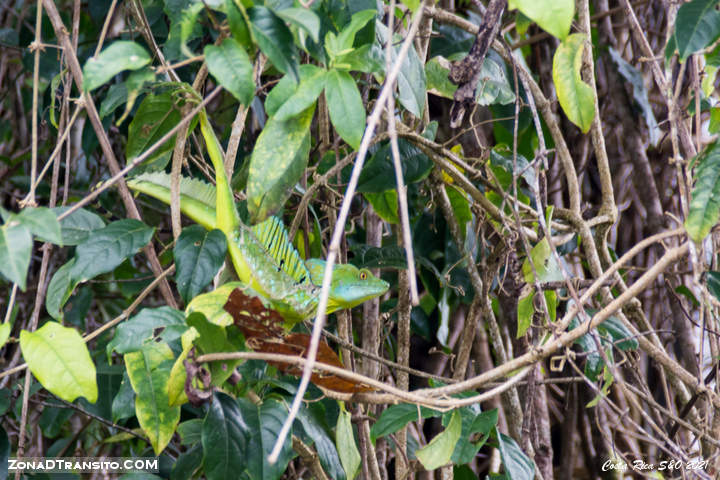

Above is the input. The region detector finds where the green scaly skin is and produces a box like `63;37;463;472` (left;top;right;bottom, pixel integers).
128;110;388;324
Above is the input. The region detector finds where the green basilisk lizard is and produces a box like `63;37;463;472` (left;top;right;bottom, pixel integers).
127;110;388;324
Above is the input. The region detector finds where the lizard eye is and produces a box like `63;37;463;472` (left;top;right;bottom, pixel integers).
360;271;367;280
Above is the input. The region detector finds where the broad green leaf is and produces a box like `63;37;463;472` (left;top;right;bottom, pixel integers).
185;282;245;327
15;207;62;245
177;418;203;446
46;259;79;321
126;91;189;166
608;48;661;146
124;342;180;455
296;407;346;480
238;398;294;480
0;425;8;480
674;0;720;61
112;372;136;423
706;271;720;302
179;2;205;58
508;0;574;40
167;343;191;407
521;237;563;283
475;57;515;106
426;56;457;99
100;82;129;119
598;315;639;351
356;139;433;193
0;323;10;349
52;207;105;245
552;33;595;133
247;105;314;222
265;64;323;117
205;38;255;106
489;148;536;189
370;403;441;441
174;226;227;303
337;10;376;52
364;190;399;224
450;408;497;464
0;221;32;290
517;289;534;338
375;22;426;118
274;65;326;121
202;392;249;480
277;7;321;43
416;409;462;470
325;69;365;149
498;431;535;480
336;407;361;479
226;0;251;46
20;322;98;403
249;6;300;83
351;244;408;269
117;68;156;125
171;444;203;480
446;185;472;230
39;405;74;438
107;307;186;356
83;41;151;92
70;219;155;282
185;312;243;387
686;141;720;241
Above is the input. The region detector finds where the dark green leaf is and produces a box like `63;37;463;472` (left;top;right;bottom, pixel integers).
265;64;322;117
351;245;408;269
171;444;203;480
597;315;639;351
226;0;252;46
14;207;62;245
83;41;151;92
475;57;515;106
249;6;300;83
70;219;155;282
357;139;432;193
238;397;294;480
497;431;535;480
371;403;441;441
277;7;321;43
52;207;105;246
174;226;227;303
177;419;204;446
674;0;720;61
112;372;136;423
107;307;186;356
202;392;249;480
0;221;32;290
686;141;720;241
205;38;255;106
325;69;365;149
46;259;79;321
0;425;8;480
296;407;346;480
39;406;74;438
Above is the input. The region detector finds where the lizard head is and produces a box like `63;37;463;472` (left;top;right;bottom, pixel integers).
306;259;390;313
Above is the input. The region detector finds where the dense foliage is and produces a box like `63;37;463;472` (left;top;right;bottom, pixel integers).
2;0;720;478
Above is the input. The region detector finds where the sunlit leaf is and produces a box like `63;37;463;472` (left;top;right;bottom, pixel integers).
83;41;151;92
552;34;595;133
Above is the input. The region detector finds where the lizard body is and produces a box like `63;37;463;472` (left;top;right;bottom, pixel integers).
127;110;388;323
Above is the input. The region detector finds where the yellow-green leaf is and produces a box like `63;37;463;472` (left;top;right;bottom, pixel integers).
416;409;462;470
508;0;574;40
552;34;595;133
247;106;314;223
20;322;98;403
124;342;180;454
